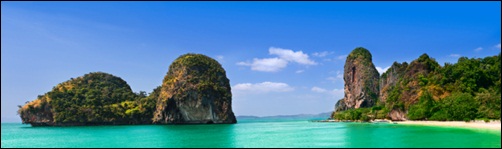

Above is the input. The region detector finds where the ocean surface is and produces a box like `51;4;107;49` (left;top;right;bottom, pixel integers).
2;118;501;148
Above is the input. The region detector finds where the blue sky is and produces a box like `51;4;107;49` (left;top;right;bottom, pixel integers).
1;2;501;122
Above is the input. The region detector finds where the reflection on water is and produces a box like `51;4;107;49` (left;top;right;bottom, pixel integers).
158;124;236;148
1;120;500;148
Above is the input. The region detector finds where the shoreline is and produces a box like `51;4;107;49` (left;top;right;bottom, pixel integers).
394;120;501;131
314;119;501;131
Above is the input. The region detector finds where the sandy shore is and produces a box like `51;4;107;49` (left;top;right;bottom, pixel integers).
315;119;501;131
394;120;501;131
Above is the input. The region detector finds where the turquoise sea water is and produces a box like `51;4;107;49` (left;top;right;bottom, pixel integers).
2;118;501;148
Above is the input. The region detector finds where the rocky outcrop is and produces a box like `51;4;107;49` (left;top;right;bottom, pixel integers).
18;95;54;126
335;47;380;112
333;49;500;121
153;53;237;124
18;72;141;126
334;98;349;112
331;48;441;120
380;54;441;105
19;54;238;126
378;54;441;120
389;109;407;121
379;62;408;103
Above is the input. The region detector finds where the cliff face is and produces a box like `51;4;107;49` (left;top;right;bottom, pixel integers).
379;62;408;103
332;49;440;121
333;50;501;121
378;54;441;120
335;47;380;112
18;95;54;126
153;53;236;124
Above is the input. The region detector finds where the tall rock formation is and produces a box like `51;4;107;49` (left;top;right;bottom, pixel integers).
153;53;237;124
333;49;501;121
335;47;380;112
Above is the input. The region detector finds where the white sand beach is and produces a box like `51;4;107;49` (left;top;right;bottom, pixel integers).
395;120;501;131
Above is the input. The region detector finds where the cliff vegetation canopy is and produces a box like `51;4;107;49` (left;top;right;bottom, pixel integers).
334;49;501;122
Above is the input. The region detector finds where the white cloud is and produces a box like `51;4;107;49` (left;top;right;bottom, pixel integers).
295;70;304;73
216;55;224;60
236;58;288;72
326;77;337;83
311;87;328;93
237;47;318;72
326;71;343;83
233;82;294;93
474;47;483;52
311;87;345;99
375;66;390;75
449;54;461;57
496;43;501;49
236;61;248;65
269;47;317;65
337;55;347;60
312;51;333;57
336;71;343;79
330;88;345;99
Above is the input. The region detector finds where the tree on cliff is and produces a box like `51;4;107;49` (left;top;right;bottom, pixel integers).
333;47;501;121
18;72;156;126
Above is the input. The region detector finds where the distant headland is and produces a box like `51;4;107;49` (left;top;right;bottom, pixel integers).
332;47;501;123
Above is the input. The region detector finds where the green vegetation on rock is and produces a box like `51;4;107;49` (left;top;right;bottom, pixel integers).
334;48;501;122
18;72;156;126
19;53;236;126
153;53;236;124
347;47;373;62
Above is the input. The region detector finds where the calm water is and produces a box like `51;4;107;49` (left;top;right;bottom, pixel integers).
2;118;501;148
